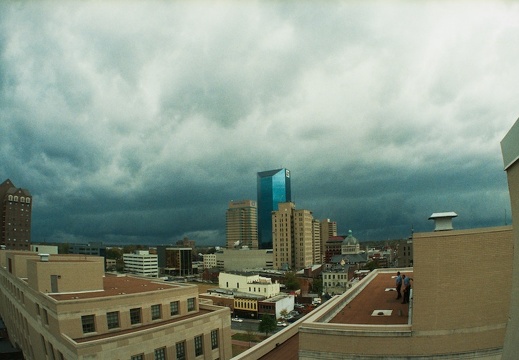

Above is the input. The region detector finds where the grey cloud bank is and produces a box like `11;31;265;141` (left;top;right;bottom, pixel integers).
1;2;517;245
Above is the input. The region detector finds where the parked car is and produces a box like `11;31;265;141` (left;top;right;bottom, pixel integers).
231;317;243;323
276;321;288;327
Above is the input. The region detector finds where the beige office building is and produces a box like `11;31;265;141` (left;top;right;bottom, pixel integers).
272;202;314;270
233;225;513;360
225;200;258;249
0;251;232;360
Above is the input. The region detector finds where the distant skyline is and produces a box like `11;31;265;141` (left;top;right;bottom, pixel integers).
1;2;517;246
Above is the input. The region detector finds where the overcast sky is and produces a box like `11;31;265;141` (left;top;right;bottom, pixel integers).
1;2;518;246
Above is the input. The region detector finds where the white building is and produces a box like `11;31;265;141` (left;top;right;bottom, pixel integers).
203;253;217;269
30;244;58;254
123;250;158;277
219;272;280;298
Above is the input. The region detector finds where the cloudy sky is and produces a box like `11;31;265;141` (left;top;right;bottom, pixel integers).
1;1;518;246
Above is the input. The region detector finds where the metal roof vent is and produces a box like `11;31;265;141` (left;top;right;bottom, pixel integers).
429;212;458;231
39;253;50;262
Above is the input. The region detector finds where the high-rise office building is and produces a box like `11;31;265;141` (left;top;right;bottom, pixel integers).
226;200;258;249
257;168;291;249
320;218;337;263
0;179;32;250
272;202;314;270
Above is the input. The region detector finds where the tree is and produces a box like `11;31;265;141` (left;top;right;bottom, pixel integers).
258;315;276;336
57;243;70;254
284;272;300;291
279;308;289;320
105;247;122;260
312;279;323;295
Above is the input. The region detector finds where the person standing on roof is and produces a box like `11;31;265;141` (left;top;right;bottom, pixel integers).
402;275;412;304
395;271;402;300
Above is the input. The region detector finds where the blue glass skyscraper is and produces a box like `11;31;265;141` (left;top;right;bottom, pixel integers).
257;168;292;249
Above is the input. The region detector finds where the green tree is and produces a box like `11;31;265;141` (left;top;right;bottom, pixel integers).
105;247;122;260
284;272;300;291
312;279;323;295
58;243;70;254
279;308;288;320
362;261;377;271
258;315;277;336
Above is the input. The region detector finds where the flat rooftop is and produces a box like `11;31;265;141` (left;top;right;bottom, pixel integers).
253;270;413;359
50;275;188;301
329;270;412;325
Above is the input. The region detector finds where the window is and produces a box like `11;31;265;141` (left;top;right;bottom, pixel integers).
81;315;96;333
194;335;203;356
43;308;49;325
106;311;120;329
41;335;47;355
187;298;195;311
211;329;219;349
151;304;161;320
130;308;141;325
176;341;186;360
170;301;179;316
131;355;144;360
154;347;166;360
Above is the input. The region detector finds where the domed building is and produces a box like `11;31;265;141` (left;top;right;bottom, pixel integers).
341;230;361;255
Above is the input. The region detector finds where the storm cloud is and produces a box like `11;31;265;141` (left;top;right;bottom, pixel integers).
1;2;517;245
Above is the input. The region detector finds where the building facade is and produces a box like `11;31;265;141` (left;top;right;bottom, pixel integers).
156;246;193;276
123;250;159;277
211;248;273;271
0;179;32;251
225;200;258;249
272;202;314;270
320;219;337;262
396;238;413;267
0;250;232;360
219;272;281;298
501;117;519;358
257;168;291;249
312;219;322;264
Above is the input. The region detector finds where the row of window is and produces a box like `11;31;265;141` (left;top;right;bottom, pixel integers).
323;274;347;280
81;299;196;333
130;331;218;360
6;195;31;203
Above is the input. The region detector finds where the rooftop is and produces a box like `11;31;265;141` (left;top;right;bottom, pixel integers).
244;269;413;359
328;271;412;325
49;275;186;301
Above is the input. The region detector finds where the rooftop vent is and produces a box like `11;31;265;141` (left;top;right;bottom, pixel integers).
429;212;458;231
39;253;50;262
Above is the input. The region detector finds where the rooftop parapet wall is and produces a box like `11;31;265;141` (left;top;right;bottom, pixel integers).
501;118;519;359
27;258;104;293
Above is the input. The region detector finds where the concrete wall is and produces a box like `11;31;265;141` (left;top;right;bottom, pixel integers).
502;118;519;359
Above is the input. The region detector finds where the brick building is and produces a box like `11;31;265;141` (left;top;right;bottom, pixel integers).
0;179;32;251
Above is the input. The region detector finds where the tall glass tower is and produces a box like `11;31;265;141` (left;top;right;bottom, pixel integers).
257;168;292;249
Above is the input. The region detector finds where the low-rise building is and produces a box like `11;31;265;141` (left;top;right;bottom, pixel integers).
219;272;280;298
0;250;232;360
123;250;159;277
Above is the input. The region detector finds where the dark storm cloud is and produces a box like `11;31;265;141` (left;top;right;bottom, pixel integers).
0;1;518;246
